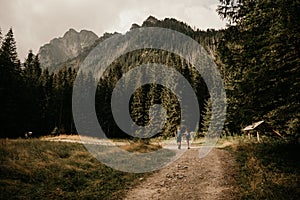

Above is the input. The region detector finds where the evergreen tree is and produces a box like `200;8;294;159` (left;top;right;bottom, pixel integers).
201;98;212;137
21;51;43;134
0;28;22;137
217;0;300;136
0;28;20;86
39;68;55;133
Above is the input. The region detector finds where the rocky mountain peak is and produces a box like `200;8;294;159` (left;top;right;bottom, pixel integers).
38;28;98;69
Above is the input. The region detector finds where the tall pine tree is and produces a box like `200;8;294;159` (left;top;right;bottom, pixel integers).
0;28;22;137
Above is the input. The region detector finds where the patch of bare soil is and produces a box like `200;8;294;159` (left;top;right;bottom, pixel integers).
124;148;237;200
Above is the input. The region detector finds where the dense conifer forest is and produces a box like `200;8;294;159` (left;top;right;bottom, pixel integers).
0;0;299;141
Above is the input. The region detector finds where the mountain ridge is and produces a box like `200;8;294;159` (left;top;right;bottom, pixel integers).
38;16;223;72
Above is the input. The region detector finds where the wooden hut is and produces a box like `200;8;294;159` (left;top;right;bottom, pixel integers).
243;120;264;142
243;120;283;142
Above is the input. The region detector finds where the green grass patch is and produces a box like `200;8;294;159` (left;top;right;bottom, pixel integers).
0;139;148;199
231;138;300;200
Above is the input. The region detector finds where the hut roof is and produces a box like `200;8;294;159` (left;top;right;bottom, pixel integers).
243;120;264;131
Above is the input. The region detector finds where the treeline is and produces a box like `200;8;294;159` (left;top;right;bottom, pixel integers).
1;0;299;139
0;16;222;138
95;49;210;138
0;28;77;137
0;27;214;138
216;0;300;137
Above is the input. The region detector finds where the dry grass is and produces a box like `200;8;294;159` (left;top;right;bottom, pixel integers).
41;134;90;141
0;139;147;199
230;138;300;200
120;141;162;153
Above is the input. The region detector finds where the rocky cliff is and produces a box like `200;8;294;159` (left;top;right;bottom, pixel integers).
38;28;98;69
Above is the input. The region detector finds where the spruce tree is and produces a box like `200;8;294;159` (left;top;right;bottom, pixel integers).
0;28;22;137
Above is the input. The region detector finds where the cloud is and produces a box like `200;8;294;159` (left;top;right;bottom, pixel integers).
0;0;226;60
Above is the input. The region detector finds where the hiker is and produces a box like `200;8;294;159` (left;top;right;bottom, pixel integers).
175;126;183;149
184;129;191;149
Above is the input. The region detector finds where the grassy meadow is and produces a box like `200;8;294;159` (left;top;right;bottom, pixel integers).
228;137;300;200
1;136;299;199
0;139;148;199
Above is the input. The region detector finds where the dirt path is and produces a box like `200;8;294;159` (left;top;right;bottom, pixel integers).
124;148;237;200
44;135;238;199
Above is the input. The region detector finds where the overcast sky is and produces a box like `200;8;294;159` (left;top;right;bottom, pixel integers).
0;0;226;61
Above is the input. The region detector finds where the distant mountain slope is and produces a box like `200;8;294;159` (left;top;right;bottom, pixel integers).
39;16;223;72
38;28;98;69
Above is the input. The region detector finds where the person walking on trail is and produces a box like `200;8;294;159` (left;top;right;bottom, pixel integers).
184;128;191;149
175;126;183;149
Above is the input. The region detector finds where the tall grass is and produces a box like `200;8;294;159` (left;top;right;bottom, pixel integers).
0;139;147;199
232;138;300;200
